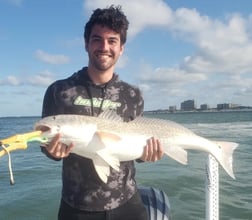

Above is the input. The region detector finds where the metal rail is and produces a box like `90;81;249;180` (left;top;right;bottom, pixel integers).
206;154;219;220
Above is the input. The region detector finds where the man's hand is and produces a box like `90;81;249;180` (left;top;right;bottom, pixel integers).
140;137;164;162
42;134;74;159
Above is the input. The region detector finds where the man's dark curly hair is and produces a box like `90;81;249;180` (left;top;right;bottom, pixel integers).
84;5;129;45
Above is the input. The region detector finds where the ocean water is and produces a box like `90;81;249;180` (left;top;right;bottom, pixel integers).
0;111;251;220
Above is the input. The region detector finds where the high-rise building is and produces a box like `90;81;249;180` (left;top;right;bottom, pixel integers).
169;106;177;112
200;104;209;110
181;100;196;111
217;103;239;110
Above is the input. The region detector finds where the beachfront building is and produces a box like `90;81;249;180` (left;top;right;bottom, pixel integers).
200;104;209;110
217;103;239;110
169;106;177;112
180;100;196;111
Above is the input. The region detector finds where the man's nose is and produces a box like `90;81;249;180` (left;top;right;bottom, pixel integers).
100;40;109;51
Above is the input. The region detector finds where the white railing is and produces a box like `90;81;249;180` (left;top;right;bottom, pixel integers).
205;154;219;220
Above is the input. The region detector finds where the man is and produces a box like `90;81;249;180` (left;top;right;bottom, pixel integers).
41;5;164;220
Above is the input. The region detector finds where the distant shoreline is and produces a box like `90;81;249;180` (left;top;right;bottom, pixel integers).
144;108;252;114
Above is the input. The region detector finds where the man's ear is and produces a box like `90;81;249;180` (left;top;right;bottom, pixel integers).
84;40;88;51
120;44;124;55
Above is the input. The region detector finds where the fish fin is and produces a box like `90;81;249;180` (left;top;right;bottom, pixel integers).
96;131;121;142
98;110;123;122
214;141;238;179
92;156;110;183
95;131;121;171
96;149;120;172
163;145;188;165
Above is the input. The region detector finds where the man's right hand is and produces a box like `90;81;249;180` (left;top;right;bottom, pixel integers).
42;133;74;159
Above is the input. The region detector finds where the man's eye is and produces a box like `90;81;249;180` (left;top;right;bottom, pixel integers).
109;39;118;45
92;38;100;42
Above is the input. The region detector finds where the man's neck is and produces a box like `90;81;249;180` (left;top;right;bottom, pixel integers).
87;66;114;85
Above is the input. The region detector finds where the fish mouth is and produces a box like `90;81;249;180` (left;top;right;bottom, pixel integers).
35;125;51;133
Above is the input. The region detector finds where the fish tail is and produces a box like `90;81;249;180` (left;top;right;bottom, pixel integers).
215;141;239;179
163;144;188;165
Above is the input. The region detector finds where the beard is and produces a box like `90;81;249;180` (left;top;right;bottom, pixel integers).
88;50;120;72
91;57;116;71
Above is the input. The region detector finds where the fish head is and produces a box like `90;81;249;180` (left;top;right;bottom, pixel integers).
34;114;97;146
34;116;63;142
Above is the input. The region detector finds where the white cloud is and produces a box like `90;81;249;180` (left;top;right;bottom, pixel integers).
136;61;252;110
0;70;55;87
0;75;20;86
83;0;252;75
62;37;83;49
35;49;70;65
138;63;207;87
3;0;23;7
83;0;172;37
7;75;20;86
116;54;128;68
82;0;252;108
28;70;55;87
168;9;252;75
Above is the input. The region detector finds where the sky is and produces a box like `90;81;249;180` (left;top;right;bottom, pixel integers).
1;0;252;116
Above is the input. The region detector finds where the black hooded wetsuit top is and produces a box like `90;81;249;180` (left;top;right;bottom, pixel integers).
41;67;144;211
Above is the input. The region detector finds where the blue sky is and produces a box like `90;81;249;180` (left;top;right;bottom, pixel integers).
1;0;252;116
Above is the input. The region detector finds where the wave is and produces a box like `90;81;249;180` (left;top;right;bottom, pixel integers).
185;121;252;141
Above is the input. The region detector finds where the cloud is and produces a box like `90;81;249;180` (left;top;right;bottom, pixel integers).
83;0;252;75
170;10;252;75
0;75;20;86
0;70;55;87
3;0;23;6
82;0;252;109
136;61;251;109
83;0;172;37
35;49;70;65
139;66;207;85
62;37;83;49
28;70;55;86
116;54;128;68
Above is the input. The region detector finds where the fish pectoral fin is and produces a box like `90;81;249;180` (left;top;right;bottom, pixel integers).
164;145;188;165
96;131;121;144
92;156;111;183
96;149;120;172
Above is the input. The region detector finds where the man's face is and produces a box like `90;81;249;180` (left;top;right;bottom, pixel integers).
86;24;124;72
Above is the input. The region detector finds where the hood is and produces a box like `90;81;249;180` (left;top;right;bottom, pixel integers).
69;67;119;89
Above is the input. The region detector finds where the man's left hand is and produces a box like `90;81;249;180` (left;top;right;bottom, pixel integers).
140;137;164;162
